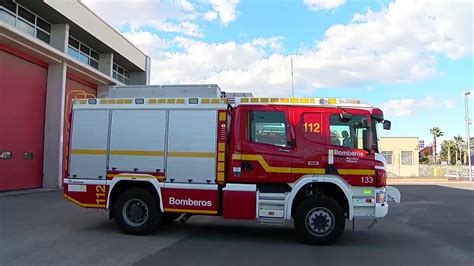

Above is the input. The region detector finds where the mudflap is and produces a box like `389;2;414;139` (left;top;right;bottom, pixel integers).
386;186;401;203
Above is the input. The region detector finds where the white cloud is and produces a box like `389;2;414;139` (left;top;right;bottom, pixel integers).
208;0;240;26
381;98;416;117
81;0;201;37
81;0;242;36
121;31;169;55
381;96;455;117
175;0;194;12
152;0;470;95
304;0;346;11
203;11;218;22
251;36;284;52
151;21;203;38
82;0;472;97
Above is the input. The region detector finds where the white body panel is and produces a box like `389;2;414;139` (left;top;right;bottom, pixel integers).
69;98;225;184
166;110;217;183
109;110;167;172
69;110;110;179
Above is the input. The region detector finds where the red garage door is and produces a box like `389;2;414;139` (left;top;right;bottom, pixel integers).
0;50;47;190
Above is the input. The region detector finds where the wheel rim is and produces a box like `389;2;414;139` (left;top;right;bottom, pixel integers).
122;199;149;227
305;207;335;237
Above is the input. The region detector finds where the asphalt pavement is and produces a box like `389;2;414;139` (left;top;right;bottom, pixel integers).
0;183;473;266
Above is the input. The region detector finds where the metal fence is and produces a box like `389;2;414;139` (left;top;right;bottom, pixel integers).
418;165;470;180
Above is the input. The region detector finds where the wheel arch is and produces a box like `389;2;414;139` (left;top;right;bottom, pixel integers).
286;175;354;220
107;179;163;219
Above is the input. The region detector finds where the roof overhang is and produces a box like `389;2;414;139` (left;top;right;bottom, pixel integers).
0;21;122;87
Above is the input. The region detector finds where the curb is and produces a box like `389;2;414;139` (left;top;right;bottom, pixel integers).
0;188;59;197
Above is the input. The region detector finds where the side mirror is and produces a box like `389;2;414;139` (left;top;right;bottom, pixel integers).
363;129;372;154
339;112;353;121
383;120;391;130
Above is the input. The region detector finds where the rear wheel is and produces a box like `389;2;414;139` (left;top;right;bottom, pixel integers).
294;196;345;245
114;188;162;235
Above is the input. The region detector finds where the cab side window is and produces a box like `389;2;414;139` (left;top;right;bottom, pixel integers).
249;111;287;147
329;115;366;150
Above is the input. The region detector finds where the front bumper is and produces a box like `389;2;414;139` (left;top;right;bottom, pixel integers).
375;202;389;218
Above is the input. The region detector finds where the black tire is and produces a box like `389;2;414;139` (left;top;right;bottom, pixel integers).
113;188;162;235
294;196;345;245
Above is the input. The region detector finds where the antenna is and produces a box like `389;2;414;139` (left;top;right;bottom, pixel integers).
291;57;294;97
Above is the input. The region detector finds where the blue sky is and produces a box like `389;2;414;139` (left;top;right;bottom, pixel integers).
83;0;473;146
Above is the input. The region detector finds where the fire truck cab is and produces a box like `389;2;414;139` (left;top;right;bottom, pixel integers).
64;96;400;245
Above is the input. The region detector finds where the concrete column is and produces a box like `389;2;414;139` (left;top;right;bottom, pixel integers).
98;53;113;77
49;24;69;53
128;55;151;85
145;55;151;85
43;62;67;188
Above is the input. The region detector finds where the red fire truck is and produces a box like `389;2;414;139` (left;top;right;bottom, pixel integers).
64;96;400;244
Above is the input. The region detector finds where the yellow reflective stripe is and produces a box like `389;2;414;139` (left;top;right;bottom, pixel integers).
338;169;375;176
164;208;217;215
233;154;325;174
167;152;215;158
72;150;215;158
111;150;164;156
232;154;375;175
71;149;107;155
114;174;158;179
219;112;226;121
218;143;226;152
218;152;225;161
64;194;105;208
217;162;225;171
217;172;225;182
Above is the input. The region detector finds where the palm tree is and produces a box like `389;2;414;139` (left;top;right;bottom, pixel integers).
430;127;443;164
445;140;455;165
454;135;464;164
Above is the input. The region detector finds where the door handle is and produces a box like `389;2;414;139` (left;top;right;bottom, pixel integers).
278;148;290;153
241;161;253;170
1;151;12;160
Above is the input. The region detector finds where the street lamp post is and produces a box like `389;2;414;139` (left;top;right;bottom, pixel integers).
464;91;472;182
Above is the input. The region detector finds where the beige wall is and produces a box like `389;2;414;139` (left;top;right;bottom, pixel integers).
45;0;147;71
380;137;419;177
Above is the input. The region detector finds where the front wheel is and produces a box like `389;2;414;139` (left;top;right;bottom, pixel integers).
294;196;345;245
113;188;162;235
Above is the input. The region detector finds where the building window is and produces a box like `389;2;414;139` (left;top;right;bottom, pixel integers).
113;63;130;84
381;151;393;164
249;111;287;147
67;36;99;69
0;0;51;43
401;151;413;165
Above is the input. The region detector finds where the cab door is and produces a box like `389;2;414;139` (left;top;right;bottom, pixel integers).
289;108;327;183
229;105;292;183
